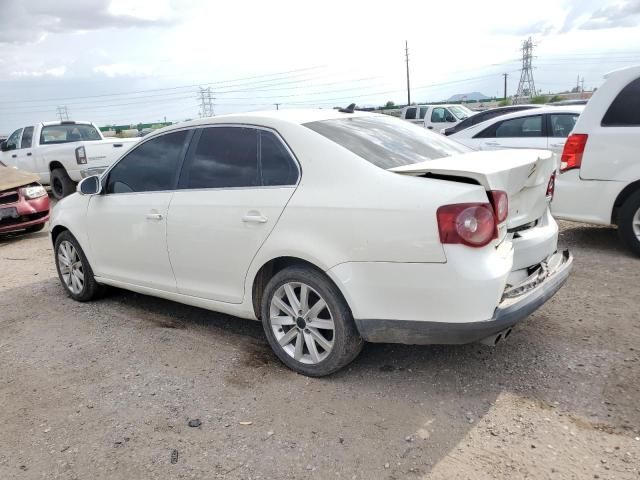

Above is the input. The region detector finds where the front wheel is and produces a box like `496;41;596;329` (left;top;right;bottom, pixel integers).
54;231;104;301
618;190;640;256
261;266;364;377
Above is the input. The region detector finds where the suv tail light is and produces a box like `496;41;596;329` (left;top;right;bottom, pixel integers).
546;171;556;200
488;190;508;223
437;203;497;248
75;146;87;165
560;134;587;172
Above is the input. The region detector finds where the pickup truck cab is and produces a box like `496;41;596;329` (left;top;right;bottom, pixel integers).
552;65;640;255
0;121;138;199
400;104;475;132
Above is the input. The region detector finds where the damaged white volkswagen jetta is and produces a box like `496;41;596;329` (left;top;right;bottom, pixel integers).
50;109;572;376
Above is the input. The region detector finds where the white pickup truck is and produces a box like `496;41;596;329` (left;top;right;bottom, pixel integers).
400;104;475;132
0;121;139;199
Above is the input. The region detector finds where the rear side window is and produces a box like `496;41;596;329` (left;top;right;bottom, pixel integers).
106;130;188;194
259;131;298;186
602;77;640;126
418;107;428;119
182;127;259;189
404;107;417;120
476;115;543;138
304;115;470;169
549;114;578;137
21;126;34;148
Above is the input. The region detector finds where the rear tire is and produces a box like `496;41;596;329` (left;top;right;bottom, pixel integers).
617;190;640;256
54;230;104;301
50;168;76;200
260;266;364;377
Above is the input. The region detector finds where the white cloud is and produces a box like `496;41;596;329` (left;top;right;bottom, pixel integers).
11;66;66;78
93;63;153;77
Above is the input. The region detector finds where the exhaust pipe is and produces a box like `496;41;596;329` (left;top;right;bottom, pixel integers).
479;327;513;346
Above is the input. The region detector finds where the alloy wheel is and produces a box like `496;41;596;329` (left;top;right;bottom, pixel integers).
633;207;640;241
58;240;85;295
269;282;335;365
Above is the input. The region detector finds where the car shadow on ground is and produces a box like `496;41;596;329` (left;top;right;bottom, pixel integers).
558;220;637;258
0;230;49;247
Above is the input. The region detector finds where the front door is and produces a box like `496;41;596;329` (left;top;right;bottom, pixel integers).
1;128;22;168
87;129;191;292
167;126;299;303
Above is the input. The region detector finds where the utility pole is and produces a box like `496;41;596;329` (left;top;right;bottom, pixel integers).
514;37;536;104
274;103;280;110
502;73;508;100
56;105;69;121
405;40;411;106
581;77;585;93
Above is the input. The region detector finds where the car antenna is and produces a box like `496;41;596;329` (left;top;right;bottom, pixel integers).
338;103;356;113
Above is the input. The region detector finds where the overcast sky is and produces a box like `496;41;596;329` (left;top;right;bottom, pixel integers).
1;0;640;133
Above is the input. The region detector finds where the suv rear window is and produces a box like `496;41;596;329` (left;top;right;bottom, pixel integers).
304;115;470;169
40;124;102;145
602;77;640;126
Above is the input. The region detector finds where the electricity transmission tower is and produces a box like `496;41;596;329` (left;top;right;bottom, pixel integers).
514;37;536;104
197;87;214;117
56;105;70;121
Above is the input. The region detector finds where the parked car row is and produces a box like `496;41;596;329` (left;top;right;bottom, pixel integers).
3;65;638;377
0;121;138;199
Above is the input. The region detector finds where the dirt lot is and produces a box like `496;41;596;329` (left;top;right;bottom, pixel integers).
0;218;638;479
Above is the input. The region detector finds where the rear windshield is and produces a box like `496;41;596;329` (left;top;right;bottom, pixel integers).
304;115;470;169
40;124;102;145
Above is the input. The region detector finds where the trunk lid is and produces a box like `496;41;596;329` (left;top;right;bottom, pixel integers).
389;149;557;228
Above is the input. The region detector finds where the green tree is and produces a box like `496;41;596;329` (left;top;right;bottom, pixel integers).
384;100;395;109
531;95;549;104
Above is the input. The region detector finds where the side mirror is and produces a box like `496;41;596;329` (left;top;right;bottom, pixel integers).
77;175;102;195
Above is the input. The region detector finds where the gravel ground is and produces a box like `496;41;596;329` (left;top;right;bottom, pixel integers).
0;217;638;479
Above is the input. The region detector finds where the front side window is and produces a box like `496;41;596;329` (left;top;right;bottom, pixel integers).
448;105;472;120
21;126;34;149
304;115;470;169
5;128;22;150
106;130;188;194
549;114;578;137
181;127;259;189
40;124;102;145
260;131;298;186
602;77;640;126
404;107;417;120
431;107;447;123
477;115;543;138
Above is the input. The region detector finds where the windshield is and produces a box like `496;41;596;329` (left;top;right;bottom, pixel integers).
40;124;102;145
448;105;474;120
304;115;471;169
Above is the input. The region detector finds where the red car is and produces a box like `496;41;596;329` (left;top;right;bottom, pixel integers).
0;164;50;234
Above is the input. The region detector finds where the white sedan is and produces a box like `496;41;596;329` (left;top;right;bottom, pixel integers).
449;106;584;154
50;110;572;376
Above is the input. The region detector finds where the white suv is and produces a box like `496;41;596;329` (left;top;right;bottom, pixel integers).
552;66;640;255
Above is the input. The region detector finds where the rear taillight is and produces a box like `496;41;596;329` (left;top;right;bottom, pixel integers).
560;134;587;173
437;203;497;248
546;171;556;200
488;190;508;223
75;146;87;165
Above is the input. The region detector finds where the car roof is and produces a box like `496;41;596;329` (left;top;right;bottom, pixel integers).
150;109;381;136
41;120;94;127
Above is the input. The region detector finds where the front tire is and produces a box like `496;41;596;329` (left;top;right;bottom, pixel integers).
50;168;76;200
261;266;364;377
617;190;640;256
54;231;103;301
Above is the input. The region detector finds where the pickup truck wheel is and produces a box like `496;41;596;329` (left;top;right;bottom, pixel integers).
54;231;104;301
618;190;640;256
51;168;76;199
261;266;364;377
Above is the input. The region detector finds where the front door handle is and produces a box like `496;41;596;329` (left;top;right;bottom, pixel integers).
26;152;32;156
11;154;17;158
484;141;500;146
427;126;433;129
146;213;163;221
549;143;564;148
242;213;268;223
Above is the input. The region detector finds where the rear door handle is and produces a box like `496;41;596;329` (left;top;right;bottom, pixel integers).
427;126;433;129
146;213;163;221
242;213;268;223
549;143;564;148
26;152;32;156
11;154;17;158
484;141;500;146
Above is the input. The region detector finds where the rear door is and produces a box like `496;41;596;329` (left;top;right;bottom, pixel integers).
474;114;547;150
546;113;579;154
87;129;192;291
404;106;421;124
167;126;299;303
